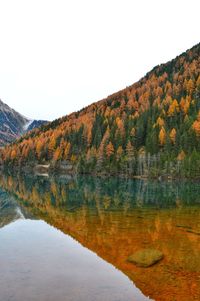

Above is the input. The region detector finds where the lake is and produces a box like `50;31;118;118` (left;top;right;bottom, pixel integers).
0;174;200;301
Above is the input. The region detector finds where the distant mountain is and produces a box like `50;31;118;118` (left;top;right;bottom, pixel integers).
1;43;200;178
0;99;48;146
26;120;48;132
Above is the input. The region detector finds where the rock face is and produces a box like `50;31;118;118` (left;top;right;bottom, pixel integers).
26;120;47;131
0;99;47;146
127;249;164;267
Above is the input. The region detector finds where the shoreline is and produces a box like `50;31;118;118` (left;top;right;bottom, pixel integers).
1;163;200;182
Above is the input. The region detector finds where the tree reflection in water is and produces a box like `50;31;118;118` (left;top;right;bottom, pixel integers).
1;174;200;301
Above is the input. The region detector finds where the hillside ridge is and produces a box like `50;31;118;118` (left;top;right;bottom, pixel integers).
1;42;200;178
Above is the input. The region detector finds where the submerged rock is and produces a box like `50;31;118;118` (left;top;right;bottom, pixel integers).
127;249;164;267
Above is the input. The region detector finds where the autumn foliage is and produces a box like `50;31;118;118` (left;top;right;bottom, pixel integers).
1;43;200;177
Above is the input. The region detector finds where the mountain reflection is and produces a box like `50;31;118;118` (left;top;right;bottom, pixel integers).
0;189;28;228
1;174;200;301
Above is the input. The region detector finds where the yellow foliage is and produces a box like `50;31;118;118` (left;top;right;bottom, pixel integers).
169;128;176;144
130;128;136;136
116;146;123;160
64;142;71;159
167;99;179;116
71;154;76;162
177;150;186;161
159;127;166;146
106;142;114;157
192;111;200;137
156;117;165;127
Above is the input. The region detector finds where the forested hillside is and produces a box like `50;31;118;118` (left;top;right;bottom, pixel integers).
1;43;200;178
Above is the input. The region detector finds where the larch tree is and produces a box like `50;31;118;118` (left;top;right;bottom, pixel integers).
159;127;166;146
169;128;177;144
106;142;114;158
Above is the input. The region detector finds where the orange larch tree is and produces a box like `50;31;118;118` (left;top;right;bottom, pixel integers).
159;127;166;146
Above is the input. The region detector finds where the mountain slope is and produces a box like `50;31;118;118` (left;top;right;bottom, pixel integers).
0;99;48;146
1;43;200;178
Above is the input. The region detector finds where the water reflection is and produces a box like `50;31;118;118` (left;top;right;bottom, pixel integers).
0;190;26;228
1;174;200;301
1;219;147;301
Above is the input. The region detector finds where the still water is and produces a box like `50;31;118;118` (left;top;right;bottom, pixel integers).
0;174;200;301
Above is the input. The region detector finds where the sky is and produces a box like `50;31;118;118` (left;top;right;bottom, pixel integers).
0;0;199;121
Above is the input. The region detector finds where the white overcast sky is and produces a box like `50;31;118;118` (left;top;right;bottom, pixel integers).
0;0;199;121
